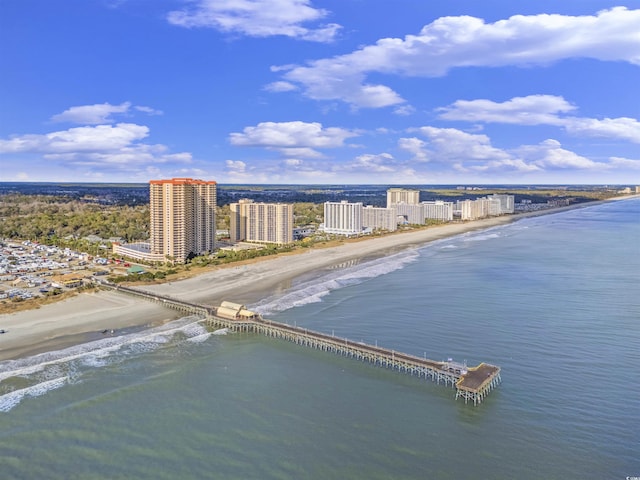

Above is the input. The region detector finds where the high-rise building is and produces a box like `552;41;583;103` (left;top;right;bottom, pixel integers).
488;194;515;214
229;198;253;243
394;203;425;224
149;178;217;263
387;188;420;207
422;201;454;222
323;201;363;235
362;205;397;232
230;199;293;245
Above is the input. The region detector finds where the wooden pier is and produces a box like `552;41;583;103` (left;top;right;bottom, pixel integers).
100;282;501;405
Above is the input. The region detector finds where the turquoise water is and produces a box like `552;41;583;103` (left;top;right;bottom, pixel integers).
1;199;639;479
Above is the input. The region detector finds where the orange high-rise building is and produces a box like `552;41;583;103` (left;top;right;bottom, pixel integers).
149;178;217;262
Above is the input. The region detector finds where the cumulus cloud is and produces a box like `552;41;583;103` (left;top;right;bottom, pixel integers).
0;123;149;153
345;153;395;173
51;102;163;124
407;126;608;174
229;121;358;157
274;7;640;107
415;126;513;163
0;123;191;170
563;117;640;143
51;102;132;124
517;139;602;170
167;0;341;42
608;156;640;169
438;95;574;125
438;95;640;143
397;137;429;162
226;160;247;173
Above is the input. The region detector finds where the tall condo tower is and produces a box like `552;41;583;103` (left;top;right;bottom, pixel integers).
149;178;217;263
230;199;293;245
387;188;420;207
323;201;363;235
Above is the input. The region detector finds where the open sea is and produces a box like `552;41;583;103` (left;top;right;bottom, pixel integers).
1;199;638;480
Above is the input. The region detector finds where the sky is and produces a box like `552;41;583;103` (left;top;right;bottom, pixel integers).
0;0;639;185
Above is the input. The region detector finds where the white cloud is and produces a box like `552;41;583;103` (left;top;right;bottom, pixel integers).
0;123;149;153
517;139;602;170
438;95;640;143
409;126;605;174
275;7;640;107
608;156;640;169
564;117;640;143
264;81;298;92
226;160;247;173
51;102;132;124
393;104;416;116
51;102;164;124
0;123;191;170
229;121;358;157
415;126;513;163
135;105;164;116
167;0;341;42
397;137;429;162
345;153;395;173
438;95;574;125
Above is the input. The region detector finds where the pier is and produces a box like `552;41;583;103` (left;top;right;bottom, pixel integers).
101;282;501;405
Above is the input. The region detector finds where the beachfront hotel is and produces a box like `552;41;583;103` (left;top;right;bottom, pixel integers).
323;201;363;235
229;199;294;245
387;188;420;207
455;195;514;220
362;205;397;232
149;178;217;263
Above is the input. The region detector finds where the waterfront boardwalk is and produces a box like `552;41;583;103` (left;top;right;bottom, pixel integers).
102;282;501;405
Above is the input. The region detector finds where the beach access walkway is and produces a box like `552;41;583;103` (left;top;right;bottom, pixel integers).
100;281;501;406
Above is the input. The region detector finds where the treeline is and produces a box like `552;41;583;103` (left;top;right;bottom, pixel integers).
0;194;323;247
0;194;149;243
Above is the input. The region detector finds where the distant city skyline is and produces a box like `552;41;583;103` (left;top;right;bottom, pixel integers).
0;1;639;184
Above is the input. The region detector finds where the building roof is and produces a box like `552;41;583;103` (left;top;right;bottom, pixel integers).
150;177;216;185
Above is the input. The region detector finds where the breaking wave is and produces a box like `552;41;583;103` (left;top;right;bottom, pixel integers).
251;249;420;316
0;316;210;412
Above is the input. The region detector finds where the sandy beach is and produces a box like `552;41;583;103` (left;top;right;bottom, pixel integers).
1;196;635;362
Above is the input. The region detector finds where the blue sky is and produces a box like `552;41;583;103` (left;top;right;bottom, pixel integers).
0;0;639;185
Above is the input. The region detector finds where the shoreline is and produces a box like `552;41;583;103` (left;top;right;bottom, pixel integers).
1;195;637;362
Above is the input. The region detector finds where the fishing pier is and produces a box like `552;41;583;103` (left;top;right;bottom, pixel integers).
102;282;501;405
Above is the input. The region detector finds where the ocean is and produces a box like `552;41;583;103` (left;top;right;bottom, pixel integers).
1;199;638;479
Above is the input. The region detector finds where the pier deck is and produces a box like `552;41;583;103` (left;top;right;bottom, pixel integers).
101;282;501;405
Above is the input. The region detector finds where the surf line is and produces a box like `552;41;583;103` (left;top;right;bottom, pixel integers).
103;283;502;406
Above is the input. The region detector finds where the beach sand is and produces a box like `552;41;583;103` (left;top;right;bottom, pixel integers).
1;197;634;362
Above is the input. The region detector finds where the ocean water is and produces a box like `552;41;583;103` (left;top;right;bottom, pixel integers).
1;199;639;480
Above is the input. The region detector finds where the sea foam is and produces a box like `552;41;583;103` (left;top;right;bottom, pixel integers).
0;376;68;412
0;316;211;411
252;249;420;315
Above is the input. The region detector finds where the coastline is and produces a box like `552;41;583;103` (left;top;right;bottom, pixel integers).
1;195;636;362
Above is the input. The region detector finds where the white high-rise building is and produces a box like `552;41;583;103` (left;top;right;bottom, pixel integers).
387;188;420;208
362;205;397;232
230;199;293;245
457;199;484;220
489;194;515;214
150;178;217;263
323;201;363;235
422;201;454;222
395;203;425;224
